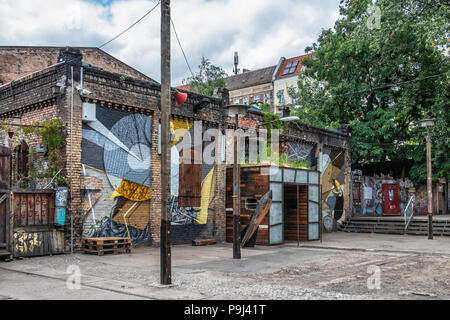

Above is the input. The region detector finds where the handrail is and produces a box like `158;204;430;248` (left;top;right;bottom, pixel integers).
404;194;415;231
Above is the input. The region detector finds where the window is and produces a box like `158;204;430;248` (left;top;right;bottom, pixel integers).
264;93;271;104
288;87;298;105
243;97;249;105
233;98;240;104
277;90;285;104
282;60;299;75
245;198;258;210
254;95;261;103
16;140;29;177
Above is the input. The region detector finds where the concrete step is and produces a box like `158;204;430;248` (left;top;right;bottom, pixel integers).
0;250;11;257
341;217;450;237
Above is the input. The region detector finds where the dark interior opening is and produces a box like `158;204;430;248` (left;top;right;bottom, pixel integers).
283;184;308;241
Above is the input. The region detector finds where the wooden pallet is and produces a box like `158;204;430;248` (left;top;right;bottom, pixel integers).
82;237;132;256
192;239;216;246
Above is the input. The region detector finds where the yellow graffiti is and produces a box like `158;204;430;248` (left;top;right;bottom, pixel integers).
15;232;42;254
196;168;215;224
331;179;342;196
111;179;151;201
171;118;193;147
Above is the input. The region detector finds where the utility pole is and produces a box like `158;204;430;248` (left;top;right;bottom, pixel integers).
233;114;241;259
160;0;171;284
426;126;433;240
419;119;435;240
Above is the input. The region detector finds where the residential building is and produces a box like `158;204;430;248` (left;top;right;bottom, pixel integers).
224;65;276;109
273;54;309;115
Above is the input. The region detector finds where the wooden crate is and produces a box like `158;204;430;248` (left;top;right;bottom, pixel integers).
82;237;131;256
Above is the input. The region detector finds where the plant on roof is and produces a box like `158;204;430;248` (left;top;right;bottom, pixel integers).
183;56;227;97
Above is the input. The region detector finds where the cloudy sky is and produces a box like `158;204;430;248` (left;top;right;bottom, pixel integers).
0;0;341;85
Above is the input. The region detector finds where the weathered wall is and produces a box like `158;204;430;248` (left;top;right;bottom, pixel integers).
1;48;228;250
0;46;155;86
282;123;352;230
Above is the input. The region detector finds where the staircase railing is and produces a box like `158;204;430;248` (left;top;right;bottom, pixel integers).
403;194;415;232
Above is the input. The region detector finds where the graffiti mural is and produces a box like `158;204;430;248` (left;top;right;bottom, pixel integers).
81;105;152;244
169;118;217;227
356;175;417;216
285;141;316;167
320;147;346;227
81;105;218;244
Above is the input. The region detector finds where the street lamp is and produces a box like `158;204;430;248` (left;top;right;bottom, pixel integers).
419;118;435;240
225;104;250;259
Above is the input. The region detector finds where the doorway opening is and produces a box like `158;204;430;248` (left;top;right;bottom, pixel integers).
283;184;308;241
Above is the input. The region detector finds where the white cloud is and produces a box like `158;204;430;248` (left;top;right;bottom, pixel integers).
0;0;340;84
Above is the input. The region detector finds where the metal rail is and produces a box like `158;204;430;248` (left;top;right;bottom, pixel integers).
404;194;415;232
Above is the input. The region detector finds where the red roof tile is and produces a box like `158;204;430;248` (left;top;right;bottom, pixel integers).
275;54;310;80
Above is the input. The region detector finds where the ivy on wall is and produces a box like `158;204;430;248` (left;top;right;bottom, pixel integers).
0;119;67;188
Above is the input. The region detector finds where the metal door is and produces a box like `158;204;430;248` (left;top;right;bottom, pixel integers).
382;184;401;214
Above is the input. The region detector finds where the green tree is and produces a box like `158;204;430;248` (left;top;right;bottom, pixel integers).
183;56;227;97
292;0;449;181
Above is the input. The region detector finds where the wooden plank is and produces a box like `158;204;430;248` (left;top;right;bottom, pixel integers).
178;148;202;207
192;239;216;246
14;194;20;227
241;190;272;247
28;193;35;226
35;193;42;225
20;194;27;226
41;194;48;225
50;193;55;224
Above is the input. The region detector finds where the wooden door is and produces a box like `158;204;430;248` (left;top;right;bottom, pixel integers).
382;184;401;214
178;148;202;207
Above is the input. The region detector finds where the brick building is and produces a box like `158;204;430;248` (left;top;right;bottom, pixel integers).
0;47;231;252
0;46;352;256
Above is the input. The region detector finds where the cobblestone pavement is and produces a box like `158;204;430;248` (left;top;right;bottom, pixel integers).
0;235;449;300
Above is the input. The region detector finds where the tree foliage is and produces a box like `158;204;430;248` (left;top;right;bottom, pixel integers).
292;0;449;182
183;56;227;97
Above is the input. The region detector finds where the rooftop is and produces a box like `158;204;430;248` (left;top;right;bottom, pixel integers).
225;65;276;91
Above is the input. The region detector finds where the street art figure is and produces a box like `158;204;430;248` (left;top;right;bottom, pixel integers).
81;106;153;244
320;148;346;229
286;141;315;167
80;106;218;244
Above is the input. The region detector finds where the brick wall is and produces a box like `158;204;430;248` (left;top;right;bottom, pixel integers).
0;49;232;250
0;46;156;85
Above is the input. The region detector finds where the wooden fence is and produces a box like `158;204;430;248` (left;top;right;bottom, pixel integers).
13;191;56;227
11;190;65;257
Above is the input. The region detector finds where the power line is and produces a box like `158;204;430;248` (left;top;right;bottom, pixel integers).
170;17;195;79
98;0;161;49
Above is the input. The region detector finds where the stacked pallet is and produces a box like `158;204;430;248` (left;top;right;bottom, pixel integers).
82;237;131;256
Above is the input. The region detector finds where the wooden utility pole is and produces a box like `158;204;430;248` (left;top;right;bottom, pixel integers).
233;114;241;259
160;0;172;284
426;127;433;240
